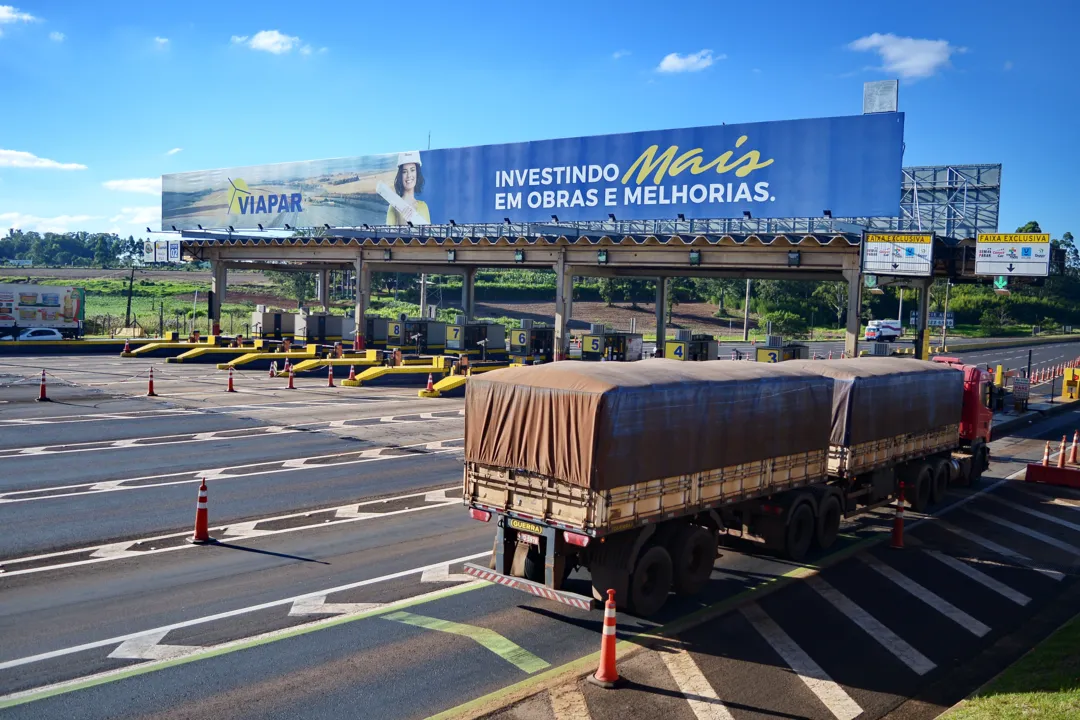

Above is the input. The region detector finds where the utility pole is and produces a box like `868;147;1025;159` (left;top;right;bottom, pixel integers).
742;279;752;341
897;285;904;334
940;280;952;349
123;265;135;328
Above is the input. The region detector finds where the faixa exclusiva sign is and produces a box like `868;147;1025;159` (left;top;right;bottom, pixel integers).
161;113;904;230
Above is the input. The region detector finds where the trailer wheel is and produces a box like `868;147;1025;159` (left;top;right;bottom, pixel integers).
816;495;842;550
785;504;815;562
907;462;933;513
968;440;989;485
930;459;950;505
668;525;717;597
629;545;673;617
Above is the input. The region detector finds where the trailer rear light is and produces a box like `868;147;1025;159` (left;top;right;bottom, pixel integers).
760;503;784;516
469;508;491;523
563;531;590;547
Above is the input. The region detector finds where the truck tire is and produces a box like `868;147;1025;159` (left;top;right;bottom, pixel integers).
906;462;933;513
816;495;842;551
629;545;673;617
968;440;989;485
668;525;717;597
930;458;950;506
785;503;815;562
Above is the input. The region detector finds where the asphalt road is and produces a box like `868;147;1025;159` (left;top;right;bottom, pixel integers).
1;344;1079;720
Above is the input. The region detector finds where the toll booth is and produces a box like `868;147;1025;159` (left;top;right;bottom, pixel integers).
446;315;507;359
295;312;355;346
755;335;810;363
508;320;554;363
251;307;295;341
400;319;447;354
365;317;404;349
667;331;719;361
581;324;644;362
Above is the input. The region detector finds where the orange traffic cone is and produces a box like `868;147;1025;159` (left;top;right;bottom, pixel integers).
327;364;335;388
1069;431;1078;465
1042;441;1051;466
147;367;157;397
36;369;49;402
269;361;277;378
286;368;295;390
425;373;434;393
348;365;356;382
121;339;131;356
188;479;211;544
226;367;236;393
891;481;905;549
283;359;292;377
588;589;621;688
1058;436;1068;468
828;351;834;360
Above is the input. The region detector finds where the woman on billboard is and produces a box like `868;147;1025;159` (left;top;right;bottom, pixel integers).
379;151;431;226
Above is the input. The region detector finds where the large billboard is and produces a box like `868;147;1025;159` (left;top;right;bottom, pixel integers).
162;113;904;230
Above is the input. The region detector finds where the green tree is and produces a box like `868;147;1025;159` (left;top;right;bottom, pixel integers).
812;281;848;327
265;270;316;308
1016;221;1042;233
761;310;807;336
93;236;112;268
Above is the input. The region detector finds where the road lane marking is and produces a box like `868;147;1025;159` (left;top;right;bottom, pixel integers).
740;603;862;720
965;508;1080;556
658;647;736;720
982;493;1080;532
0;485;460;575
860;556;990;637
107;630;194;661
0;550;490;673
935;521;1065;581
383;611;550;674
288;596;382;616
805;575;936;675
421;563;474;584
549;684;592;720
922;550;1030;606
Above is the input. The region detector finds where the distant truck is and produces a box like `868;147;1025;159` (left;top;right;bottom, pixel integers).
462;358;992;615
0;284;85;339
865;319;902;342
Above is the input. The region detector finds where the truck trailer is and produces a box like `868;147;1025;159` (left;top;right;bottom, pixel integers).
462;357;992;616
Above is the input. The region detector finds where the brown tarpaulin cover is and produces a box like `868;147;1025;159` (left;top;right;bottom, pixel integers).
464;359;834;491
785;358;963;446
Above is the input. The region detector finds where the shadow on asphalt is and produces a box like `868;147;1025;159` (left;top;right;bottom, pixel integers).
212;541;330;564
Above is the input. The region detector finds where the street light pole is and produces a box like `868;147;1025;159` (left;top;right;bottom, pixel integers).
940;280;952;350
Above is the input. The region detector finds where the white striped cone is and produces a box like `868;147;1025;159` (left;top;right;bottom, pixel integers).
190;479;210;543
590;588;620;687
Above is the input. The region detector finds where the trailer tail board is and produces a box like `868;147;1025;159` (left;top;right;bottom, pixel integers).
829;425;961;477
464;563;594;610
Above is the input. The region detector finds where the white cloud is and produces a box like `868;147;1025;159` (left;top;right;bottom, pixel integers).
103;178;162;195
612;49;630;60
48;31;63;42
318;46;328;54
154;36;168;47
1003;60;1013;71
656;49;723;73
234;29;301;54
849;33;965;80
0;4;35;37
109;206;160;226
165;147;182;155
300;44;311;55
0;211;99;233
0;148;86;170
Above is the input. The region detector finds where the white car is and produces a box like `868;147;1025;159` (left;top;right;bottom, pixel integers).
0;328;65;341
865;320;902;342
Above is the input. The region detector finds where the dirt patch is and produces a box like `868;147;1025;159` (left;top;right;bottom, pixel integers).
0;268;272;284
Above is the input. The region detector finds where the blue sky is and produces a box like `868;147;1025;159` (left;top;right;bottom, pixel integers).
0;0;1076;238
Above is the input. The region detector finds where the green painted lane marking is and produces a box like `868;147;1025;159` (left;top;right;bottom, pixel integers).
384;611;550;674
0;581;486;710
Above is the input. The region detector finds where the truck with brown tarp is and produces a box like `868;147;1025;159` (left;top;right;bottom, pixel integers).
461;357;992;616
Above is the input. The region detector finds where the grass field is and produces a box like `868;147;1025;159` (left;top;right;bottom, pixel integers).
946;612;1080;719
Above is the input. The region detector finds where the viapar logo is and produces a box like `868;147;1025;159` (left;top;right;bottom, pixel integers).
227;178;303;215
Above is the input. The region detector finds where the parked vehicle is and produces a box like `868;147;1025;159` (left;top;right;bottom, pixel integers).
865;319;902;342
0;327;65;341
462;357;991;615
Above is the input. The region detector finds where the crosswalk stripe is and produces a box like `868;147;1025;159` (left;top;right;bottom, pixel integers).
806;575;936;675
658;648;736;720
922;550;1030;606
982;493;1080;532
936;521;1065;581
741;603;862;720
966;508;1080;556
861;556;990;637
549;684;592;720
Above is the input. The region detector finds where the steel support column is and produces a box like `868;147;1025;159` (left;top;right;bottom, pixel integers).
655;276;668;358
461;267;476;321
419;273;428;319
354;256;369;348
843;268;861;359
554;254;573;361
317;268;329;312
914;277;932;360
209;259;226;336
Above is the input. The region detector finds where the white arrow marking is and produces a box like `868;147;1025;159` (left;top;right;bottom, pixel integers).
89;541;143;560
107;630;193;661
333;507;382;519
421;563;473;583
424;489;450;503
220;520;273;538
288;595;383;616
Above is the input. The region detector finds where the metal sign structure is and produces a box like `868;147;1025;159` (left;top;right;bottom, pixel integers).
142;239;181;264
976;233;1050;276
910;311;955;328
862;232;934;276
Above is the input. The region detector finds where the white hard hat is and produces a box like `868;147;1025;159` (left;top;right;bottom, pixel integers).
397;150;422;167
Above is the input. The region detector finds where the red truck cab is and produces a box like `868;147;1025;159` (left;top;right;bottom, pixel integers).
932;357;993;443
